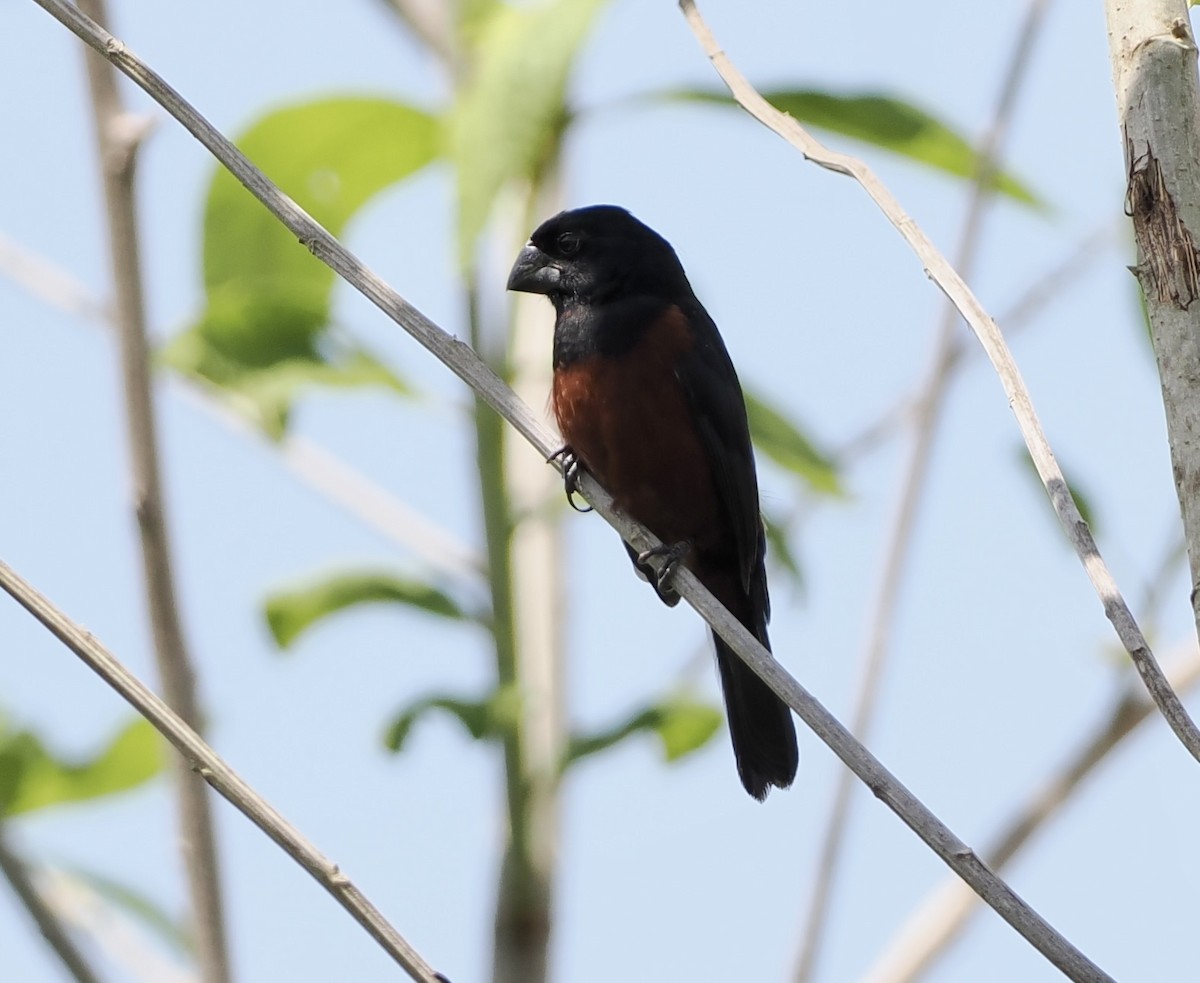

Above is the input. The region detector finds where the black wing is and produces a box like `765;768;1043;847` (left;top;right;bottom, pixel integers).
673;299;764;599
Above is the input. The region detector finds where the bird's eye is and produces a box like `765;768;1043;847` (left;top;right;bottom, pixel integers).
557;231;582;256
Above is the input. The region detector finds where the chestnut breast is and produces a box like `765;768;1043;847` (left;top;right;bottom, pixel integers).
551;307;724;552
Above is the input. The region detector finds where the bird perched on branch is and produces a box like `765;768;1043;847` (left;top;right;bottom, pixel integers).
507;204;797;799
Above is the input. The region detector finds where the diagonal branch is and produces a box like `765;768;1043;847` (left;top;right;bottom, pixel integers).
40;868;195;983
0;232;482;582
677;0;1200;765
0;562;448;983
75;3;230;981
859;642;1200;983
835;222;1121;466
794;4;1053;979
24;3;1113;978
0;828;108;983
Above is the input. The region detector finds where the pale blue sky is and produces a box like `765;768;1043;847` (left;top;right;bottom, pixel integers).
3;2;1197;982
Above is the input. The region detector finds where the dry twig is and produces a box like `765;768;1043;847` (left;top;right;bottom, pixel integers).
0;562;447;983
0;829;107;983
0;234;481;581
76;2;230;978
860;643;1200;983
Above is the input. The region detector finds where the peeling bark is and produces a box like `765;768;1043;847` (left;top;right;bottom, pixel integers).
1125;139;1200;307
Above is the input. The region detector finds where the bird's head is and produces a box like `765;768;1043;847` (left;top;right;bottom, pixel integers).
507;205;689;308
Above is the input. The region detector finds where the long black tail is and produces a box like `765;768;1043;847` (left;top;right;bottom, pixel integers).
714;630;798;800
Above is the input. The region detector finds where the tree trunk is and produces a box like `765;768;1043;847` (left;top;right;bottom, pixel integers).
1106;2;1200;637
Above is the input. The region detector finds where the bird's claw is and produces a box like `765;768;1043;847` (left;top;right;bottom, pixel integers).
637;539;692;594
548;445;593;513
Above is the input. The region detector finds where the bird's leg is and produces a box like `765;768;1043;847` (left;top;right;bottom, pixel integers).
547;444;593;513
637;539;693;593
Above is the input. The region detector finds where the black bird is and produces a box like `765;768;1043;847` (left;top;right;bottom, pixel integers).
507;205;798;799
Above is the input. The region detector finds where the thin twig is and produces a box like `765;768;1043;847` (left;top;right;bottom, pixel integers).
835;220;1120;466
0;232;109;320
859;642;1200;983
0;828;108;983
996;222;1121;334
0;562;447;983
794;4;1052;979
181;391;484;583
75;3;230;980
0;233;482;582
678;0;1200;764
25;4;1113;978
41;869;195;983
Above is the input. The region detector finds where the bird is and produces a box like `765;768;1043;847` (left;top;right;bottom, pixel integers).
507;204;798;800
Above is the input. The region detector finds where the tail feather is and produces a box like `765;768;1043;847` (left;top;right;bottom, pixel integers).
714;633;798;800
707;564;797;799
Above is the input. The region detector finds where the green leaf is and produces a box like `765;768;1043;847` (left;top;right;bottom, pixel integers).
655;698;723;760
383;686;520;752
452;0;606;262
0;719;162;819
669;88;1042;207
179;97;438;427
564;695;722;769
744;389;843;495
204;96;439;295
265;570;478;649
161;329;408;438
1017;447;1098;534
61;866;192;956
457;0;501;38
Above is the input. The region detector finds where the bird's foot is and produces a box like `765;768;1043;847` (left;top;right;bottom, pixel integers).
547;445;592;513
637;539;693;594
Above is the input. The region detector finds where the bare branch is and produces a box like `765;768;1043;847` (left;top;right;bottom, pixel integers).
678;0;1200;765
75;3;230;978
835;221;1121;466
23;3;1113;977
794;4;1053;978
0;231;109;320
996;222;1121;334
41;869;196;983
0;828;108;983
860;643;1200;983
0;562;448;983
178;390;484;583
0;233;482;582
